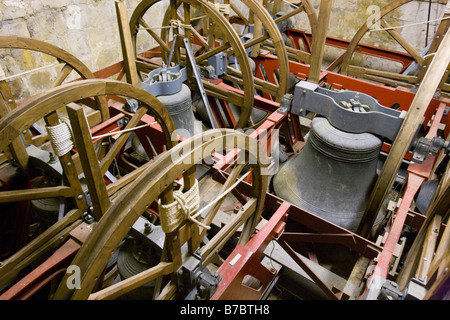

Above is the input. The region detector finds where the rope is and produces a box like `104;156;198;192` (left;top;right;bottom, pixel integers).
137;19;193;31
91;121;158;140
282;0;302;9
214;3;230;15
0;62;63;82
190;170;252;220
159;179;208;233
369;16;450;33
159;169;252;233
46;118;74;157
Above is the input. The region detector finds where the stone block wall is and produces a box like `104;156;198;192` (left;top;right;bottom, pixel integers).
0;0;169;100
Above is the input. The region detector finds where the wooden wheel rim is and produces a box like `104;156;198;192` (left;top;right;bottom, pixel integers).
0;78;176;153
0;78;176;291
54;129;268;299
340;0;424;76
0;36;109;121
235;0;290;101
129;0;255;129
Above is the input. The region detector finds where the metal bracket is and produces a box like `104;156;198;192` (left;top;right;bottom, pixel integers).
207;52;227;77
403;277;428;300
141;64;188;97
124;64;188;113
377;280;403;300
176;254;221;300
291;81;406;141
412;136;450;164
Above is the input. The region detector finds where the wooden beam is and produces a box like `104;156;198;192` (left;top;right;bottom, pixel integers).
44;112;89;214
201;197;257;266
415;215;442;281
88;262;173;300
397;152;450;291
67;104;111;220
307;0;332;83
115;0;139;84
357;28;450;238
0;186;74;203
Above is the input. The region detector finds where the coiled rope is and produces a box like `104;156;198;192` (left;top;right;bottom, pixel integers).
46;118;74;157
159;179;209;233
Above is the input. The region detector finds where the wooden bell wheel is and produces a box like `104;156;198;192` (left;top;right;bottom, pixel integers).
218;0;290;102
0;36;109;122
52;129;269;300
0;79;176;296
338;0;450;91
129;0;255;129
259;0;317;64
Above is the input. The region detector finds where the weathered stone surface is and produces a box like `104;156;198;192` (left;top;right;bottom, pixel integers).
0;0;163;100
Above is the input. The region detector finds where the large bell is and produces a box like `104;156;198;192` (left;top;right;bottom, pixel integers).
157;83;200;137
273;117;384;232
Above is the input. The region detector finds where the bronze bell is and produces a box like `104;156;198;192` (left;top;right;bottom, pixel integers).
157;84;199;137
273;117;384;232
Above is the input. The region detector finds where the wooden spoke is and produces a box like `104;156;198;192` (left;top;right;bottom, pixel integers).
194;42;232;63
88;262;174;300
0;209;82;288
139;18;171;53
380;19;425;67
252;0;317;66
225;0;290;102
51;63;74;88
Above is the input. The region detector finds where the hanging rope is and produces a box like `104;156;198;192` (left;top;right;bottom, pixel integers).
0;62;63;82
46;118;74;157
214;3;231;15
138;19;194;31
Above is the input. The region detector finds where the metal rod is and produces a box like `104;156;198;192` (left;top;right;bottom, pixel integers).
183;37;217;128
167;34;177;67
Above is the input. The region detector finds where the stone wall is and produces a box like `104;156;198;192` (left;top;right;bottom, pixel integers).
0;0;447;100
280;0;447;71
0;0;169;100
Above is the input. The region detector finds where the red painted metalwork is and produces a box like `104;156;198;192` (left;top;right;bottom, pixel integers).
213;166;382;258
210;103;446;299
212;164;383;299
0;238;81;300
255;52;450;138
211;202;288;300
0;166;33;259
365;103;447;289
